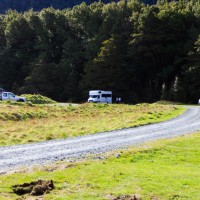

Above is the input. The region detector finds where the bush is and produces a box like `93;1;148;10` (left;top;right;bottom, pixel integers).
22;94;57;104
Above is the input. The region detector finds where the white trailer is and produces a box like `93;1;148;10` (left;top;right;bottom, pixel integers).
88;90;112;103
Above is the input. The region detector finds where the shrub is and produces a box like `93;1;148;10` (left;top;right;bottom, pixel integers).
22;94;57;104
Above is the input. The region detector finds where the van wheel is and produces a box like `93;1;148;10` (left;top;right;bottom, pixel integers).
17;99;25;102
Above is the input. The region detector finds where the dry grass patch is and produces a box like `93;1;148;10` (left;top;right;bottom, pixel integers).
0;102;185;146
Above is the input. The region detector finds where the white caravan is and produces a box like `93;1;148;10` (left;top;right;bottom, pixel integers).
88;90;112;103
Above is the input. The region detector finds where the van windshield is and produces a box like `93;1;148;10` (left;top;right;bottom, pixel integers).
90;95;99;98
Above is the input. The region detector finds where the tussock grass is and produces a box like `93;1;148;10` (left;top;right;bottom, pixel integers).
0;110;48;121
0;133;199;199
22;94;57;104
0;103;185;146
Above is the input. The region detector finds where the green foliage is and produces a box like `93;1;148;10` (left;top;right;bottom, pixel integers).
168;76;186;102
0;1;200;103
22;94;57;104
182;35;200;103
0;0;120;14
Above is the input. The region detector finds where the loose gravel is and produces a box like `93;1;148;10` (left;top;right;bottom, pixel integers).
0;106;200;173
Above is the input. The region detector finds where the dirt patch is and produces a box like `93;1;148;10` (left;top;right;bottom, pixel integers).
111;194;141;200
12;180;54;196
150;196;160;200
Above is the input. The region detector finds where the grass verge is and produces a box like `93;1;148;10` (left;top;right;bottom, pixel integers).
0;103;185;146
0;132;199;199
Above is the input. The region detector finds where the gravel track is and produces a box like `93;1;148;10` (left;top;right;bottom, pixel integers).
0;106;200;173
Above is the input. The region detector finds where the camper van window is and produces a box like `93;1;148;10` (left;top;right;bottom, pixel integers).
90;95;99;98
102;94;112;98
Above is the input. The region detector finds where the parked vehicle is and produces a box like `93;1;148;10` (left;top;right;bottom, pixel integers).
88;90;112;103
0;92;26;102
0;88;5;100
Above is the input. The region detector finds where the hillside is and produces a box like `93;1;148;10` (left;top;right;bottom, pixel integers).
0;0;199;104
0;0;156;13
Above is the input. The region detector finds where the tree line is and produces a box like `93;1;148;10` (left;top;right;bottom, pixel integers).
0;0;118;13
0;0;200;103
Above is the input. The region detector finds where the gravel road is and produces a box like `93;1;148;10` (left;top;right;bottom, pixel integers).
0;106;200;173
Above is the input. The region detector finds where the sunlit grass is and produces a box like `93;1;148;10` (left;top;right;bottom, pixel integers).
0;102;185;146
0;132;199;200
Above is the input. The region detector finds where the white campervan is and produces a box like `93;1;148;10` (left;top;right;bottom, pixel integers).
88;90;112;103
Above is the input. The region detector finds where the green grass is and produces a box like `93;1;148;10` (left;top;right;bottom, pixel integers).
0;103;185;146
0;133;199;200
22;94;57;104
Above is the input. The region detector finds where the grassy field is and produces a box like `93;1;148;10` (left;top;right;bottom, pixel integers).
0;102;185;146
0;132;199;200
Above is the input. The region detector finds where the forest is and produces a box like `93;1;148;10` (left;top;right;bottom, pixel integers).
0;0;155;13
0;0;199;103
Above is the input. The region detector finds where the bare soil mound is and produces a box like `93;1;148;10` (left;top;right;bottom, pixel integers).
12;180;54;196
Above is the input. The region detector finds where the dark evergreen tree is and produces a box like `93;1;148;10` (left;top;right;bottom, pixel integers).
0;0;199;103
183;36;200;103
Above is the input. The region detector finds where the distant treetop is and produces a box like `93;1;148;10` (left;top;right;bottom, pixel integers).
0;0;158;13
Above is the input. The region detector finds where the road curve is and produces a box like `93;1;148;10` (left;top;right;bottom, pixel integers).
0;106;200;173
